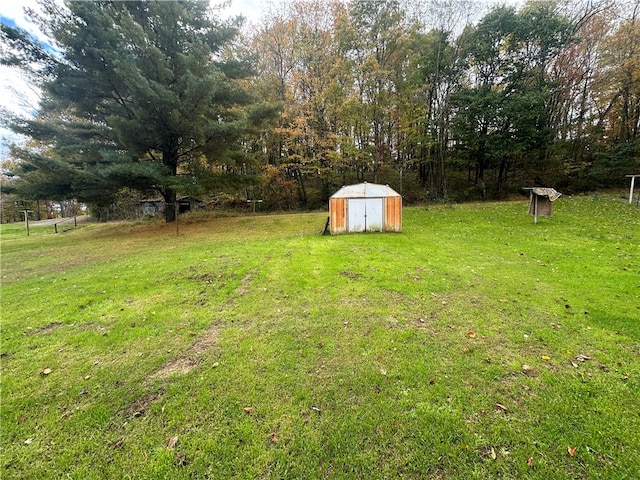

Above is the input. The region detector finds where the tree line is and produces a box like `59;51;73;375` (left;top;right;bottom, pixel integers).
1;0;639;221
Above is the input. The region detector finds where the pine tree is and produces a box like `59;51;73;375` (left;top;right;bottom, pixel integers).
4;1;257;221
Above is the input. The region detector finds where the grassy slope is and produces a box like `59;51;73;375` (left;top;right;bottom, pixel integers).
1;195;639;479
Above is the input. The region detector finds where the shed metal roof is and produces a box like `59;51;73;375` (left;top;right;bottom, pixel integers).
330;182;400;199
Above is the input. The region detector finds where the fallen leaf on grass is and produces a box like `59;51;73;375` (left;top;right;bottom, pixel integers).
571;361;579;368
495;403;508;412
40;368;52;376
24;438;34;445
477;445;497;460
568;446;577;457
527;456;535;467
467;331;476;338
268;433;279;443
541;355;551;361
522;364;533;375
311;406;321;413
380;368;387;376
167;436;178;449
78;388;88;395
243;407;253;414
575;354;590;362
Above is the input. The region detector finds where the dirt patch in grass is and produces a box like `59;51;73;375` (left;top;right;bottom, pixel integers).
146;322;220;382
33;322;65;334
340;270;363;280
151;356;201;379
188;272;216;284
126;389;165;419
235;271;254;295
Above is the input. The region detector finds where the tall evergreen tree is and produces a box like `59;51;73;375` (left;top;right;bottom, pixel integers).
4;1;257;221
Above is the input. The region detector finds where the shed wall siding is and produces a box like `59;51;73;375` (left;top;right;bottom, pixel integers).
384;196;402;232
329;197;346;234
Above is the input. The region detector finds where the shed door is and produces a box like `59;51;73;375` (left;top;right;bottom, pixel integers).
348;198;384;232
348;199;366;232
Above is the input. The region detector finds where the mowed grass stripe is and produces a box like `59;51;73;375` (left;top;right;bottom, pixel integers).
1;194;639;479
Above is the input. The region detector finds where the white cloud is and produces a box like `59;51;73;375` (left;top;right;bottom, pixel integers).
213;0;265;24
0;0;55;45
0;0;49;157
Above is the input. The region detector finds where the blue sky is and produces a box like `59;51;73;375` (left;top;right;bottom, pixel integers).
0;16;17;28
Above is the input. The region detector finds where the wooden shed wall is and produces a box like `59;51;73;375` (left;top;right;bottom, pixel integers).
384;196;402;232
329;197;347;234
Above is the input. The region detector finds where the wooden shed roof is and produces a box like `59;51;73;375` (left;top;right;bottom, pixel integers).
330;182;401;199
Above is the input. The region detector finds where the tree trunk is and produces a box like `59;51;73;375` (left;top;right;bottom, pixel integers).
164;188;177;223
163;142;179;223
497;156;508;196
295;168;307;206
437;115;448;198
476;137;487;199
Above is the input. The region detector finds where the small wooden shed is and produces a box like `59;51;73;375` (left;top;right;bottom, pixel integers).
523;187;561;224
329;182;402;235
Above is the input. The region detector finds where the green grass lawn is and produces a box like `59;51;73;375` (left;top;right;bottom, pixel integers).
1;194;639;479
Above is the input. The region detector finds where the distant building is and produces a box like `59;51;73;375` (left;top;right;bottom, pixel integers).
137;197;202;217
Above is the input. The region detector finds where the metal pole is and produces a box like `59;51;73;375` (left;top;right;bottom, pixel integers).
630;176;636;204
24;210;30;236
534;195;538;224
175;202;179;236
247;200;262;215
